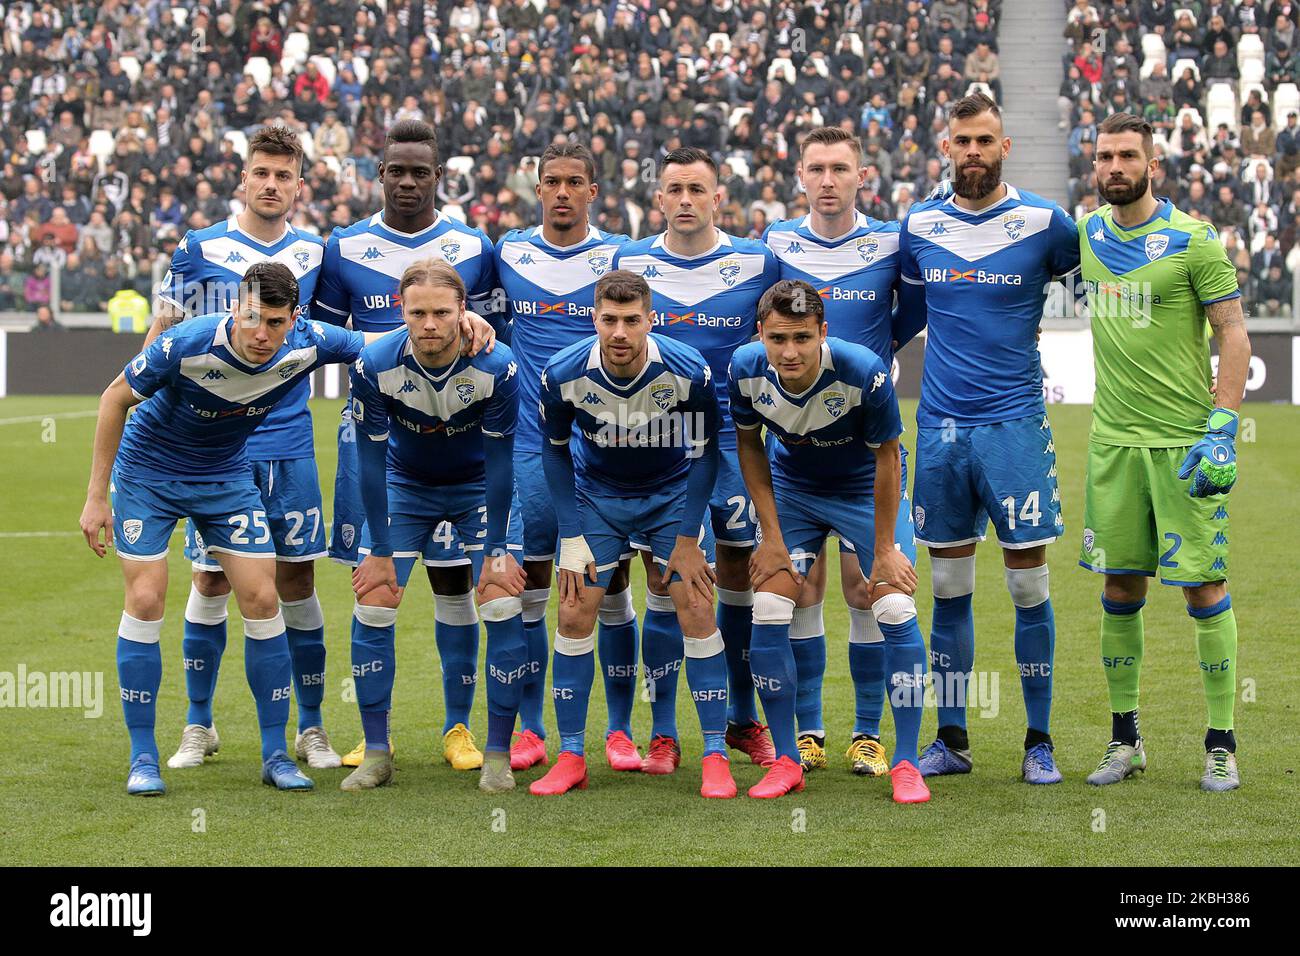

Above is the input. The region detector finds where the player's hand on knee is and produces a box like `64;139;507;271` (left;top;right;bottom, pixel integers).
80;496;113;557
460;311;496;356
664;535;715;608
353;555;398;601
749;538;801;591
557;535;598;606
869;547;918;599
478;549;527;597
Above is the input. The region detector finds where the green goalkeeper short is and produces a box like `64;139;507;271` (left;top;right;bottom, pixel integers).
1079;442;1230;585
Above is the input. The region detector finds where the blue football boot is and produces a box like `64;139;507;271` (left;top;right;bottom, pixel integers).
918;738;973;777
127;755;166;796
1022;742;1063;784
262;750;314;791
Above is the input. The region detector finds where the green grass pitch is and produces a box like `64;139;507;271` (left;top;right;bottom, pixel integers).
1;396;1296;866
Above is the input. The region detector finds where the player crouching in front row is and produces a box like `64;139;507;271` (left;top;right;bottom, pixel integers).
534;270;735;798
731;279;930;803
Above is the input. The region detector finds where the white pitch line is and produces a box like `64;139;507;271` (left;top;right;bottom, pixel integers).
0;531;83;538
0;410;98;426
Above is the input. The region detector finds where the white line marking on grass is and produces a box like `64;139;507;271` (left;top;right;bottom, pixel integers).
0;410;98;425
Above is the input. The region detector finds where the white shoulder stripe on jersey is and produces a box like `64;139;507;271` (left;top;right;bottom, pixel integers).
375;363;498;419
906;202;1053;263
766;230;899;282
499;236;620;296
735;373;864;436
560;366;699;433
198;235;324;277
615;251;770;307
180;345;319;405
339;229;484;281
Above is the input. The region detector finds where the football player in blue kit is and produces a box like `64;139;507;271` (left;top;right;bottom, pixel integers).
899;94;1081;784
347;259;528;794
313;120;499;771
80;264;371;795
730;279;930;803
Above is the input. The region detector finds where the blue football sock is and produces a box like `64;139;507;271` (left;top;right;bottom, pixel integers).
641;592;683;740
117;614;163;762
877;594;928;768
282;592;326;733
749;594;798;762
552;633;594;756
182;585;228;727
518;588;550;738
931;592;975;731
243;618;293;762
598;589;638;737
351;605;397;750
684;630;729;757
483;598;527;753
718;588;758;726
435;591;479;733
1009;567;1055;735
848;606;885;736
790;634;826;737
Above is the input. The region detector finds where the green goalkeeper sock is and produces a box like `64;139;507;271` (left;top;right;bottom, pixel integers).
1190;596;1237;732
1100;596;1145;714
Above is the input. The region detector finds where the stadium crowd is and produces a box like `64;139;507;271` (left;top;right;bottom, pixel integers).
1063;0;1300;316
0;0;1012;320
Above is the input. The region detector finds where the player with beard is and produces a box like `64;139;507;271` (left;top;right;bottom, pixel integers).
899;94;1080;785
1078;113;1250;792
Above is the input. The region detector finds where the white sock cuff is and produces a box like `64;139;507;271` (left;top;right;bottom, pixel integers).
185;585;229;626
1006;564;1050;608
521;587;550;622
716;586;754;607
555;632;594;656
790;602;824;640
479;596;523;622
932;555;976;599
354;603;398;628
847;606;884;644
119;612;163;644
598;588;636;626
244;612;287;640
645;590;676;614
280;591;324;630
435;591;479;625
684;628;724;658
752;590;796;625
872;592;918;626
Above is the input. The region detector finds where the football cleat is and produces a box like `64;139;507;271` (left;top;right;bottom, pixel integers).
510;729;548;770
443;723;484;770
640;735;682;775
262;750;314;791
126;755;166;796
341;737;392;768
479;752;516;793
340;749;394;791
166;723;219;769
605;730;641;771
846;735;889;776
726;720;776;766
529;751;589;795
1022;742;1063;784
1086;739;1147;786
1200;748;1240;792
797;734;827;771
294;726;342;769
890;760;931;803
918;738;972;777
700;753;738;799
747;755;805;799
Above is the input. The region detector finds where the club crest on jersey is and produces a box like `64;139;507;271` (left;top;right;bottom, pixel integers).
914;507;925;530
1001;212;1027;241
718;259;742;286
122;519;143;545
822;390;846;418
1144;234;1169;261
341;524;355;549
651;382;675;411
856;235;880;262
587;250;610;275
294;250;312;271
440;236;462;263
454;376;475;404
277;359;301;380
130;354;147;374
1082;528;1095;553
193;529;205;550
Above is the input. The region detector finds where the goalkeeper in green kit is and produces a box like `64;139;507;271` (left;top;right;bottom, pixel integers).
1076;114;1251;792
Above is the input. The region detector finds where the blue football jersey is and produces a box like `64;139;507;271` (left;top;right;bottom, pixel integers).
313;210;498;333
156;217;325;460
899;185;1080;428
539;334;719;494
118;314;364;482
349;331;519;487
729;338;902;496
612;229;780;451
764;213;902;363
495;224;630;454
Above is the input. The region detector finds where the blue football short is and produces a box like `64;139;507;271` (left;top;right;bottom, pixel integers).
113;467;274;563
578;482;715;590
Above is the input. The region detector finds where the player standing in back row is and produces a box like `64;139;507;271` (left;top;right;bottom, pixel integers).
1078;113;1251;792
899;94;1080;784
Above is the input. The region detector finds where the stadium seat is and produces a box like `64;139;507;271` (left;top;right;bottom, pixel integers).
244;56;271;89
1240;59;1265;86
728;106;752;129
283;32;310;66
1275;83;1300;121
767;57;795;85
625;202;643;238
118;55;140;87
845;34;864;59
309;56;337;89
1176;106;1205;130
446;155;475;178
321;155;342;179
1171;58;1200;83
726;155;751;178
678;58;697;80
352;58;369;84
1243;158;1273;183
223;130;248;160
966;81;995;101
1141;33;1166;64
441;203;467;223
1237;34;1265;69
528;0;544;12
298;131;315;161
1241;81;1268;112
171;7;189;28
25;129;46;154
1206;83;1237;130
708;33;731;54
88;128;115;166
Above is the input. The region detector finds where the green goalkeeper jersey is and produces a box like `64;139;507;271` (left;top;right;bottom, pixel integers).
1078;198;1240;447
